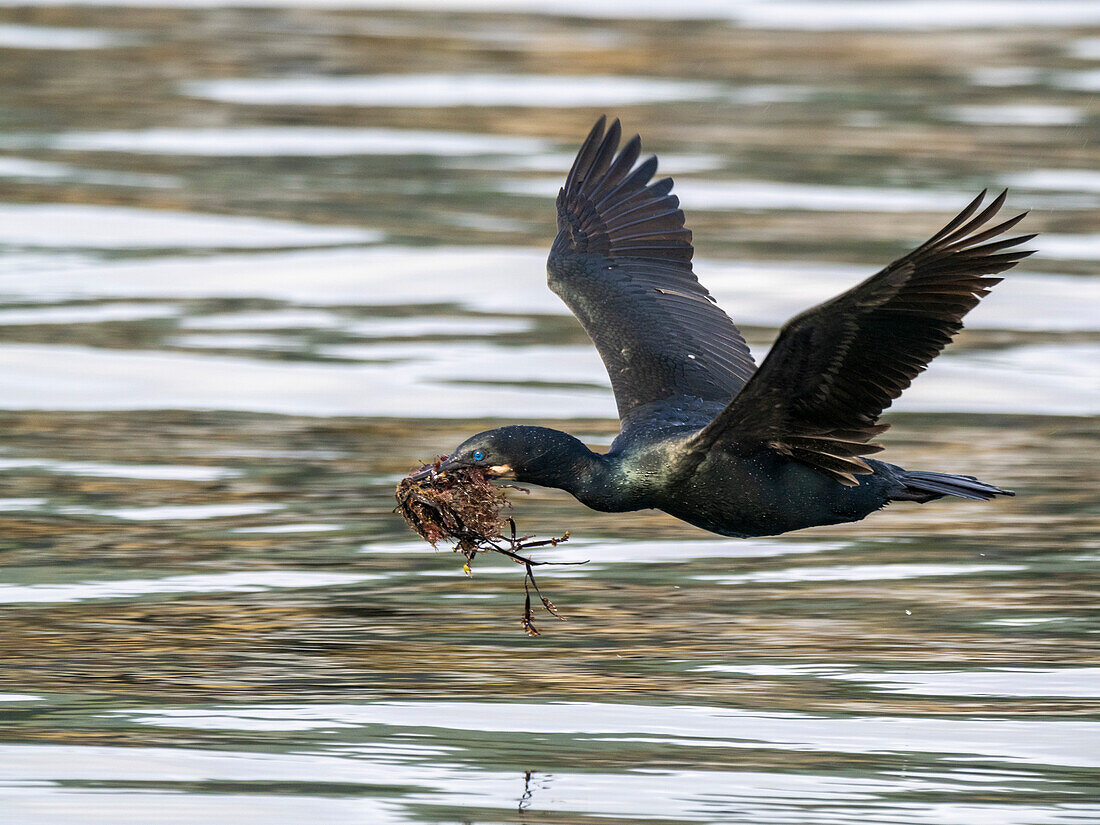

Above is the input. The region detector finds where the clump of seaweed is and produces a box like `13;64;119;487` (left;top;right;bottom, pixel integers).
395;457;576;635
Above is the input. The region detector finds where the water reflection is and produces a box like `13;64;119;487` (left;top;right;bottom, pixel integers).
4;127;553;157
182;73;730;108
0;570;377;603
941;104;1086;126
0;22;129;49
0;2;1097;824
0;204;380;249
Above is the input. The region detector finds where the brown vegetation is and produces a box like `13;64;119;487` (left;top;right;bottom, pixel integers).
396;459;573;635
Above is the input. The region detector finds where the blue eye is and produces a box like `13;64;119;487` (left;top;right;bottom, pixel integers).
473;451;484;461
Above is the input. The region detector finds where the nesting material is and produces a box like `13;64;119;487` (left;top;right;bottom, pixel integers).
395;460;508;551
395;458;574;635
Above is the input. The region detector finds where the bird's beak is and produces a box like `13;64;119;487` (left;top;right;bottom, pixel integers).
406;456;458;483
406;466;435;482
406;460;514;483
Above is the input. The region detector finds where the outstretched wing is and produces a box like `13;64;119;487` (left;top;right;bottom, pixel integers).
547;116;756;423
685;190;1034;485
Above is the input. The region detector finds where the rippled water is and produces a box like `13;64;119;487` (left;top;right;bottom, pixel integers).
0;3;1097;823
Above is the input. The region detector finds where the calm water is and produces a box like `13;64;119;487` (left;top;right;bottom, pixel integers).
0;3;1098;823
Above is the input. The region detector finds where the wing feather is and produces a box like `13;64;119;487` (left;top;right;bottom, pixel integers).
684;190;1034;484
547;116;756;422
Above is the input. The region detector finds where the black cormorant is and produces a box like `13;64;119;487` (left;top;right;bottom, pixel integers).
413;116;1030;538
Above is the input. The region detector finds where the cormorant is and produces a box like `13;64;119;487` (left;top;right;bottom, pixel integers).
412;116;1030;538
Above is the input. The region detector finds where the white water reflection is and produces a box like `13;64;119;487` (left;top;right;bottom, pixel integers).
985;616;1073;627
700;663;1100;698
504;177;1095;213
8;246;1090;330
0;247;555;308
499;177;976;212
116;700;1100;768
0;157;178;188
0;790;405;825
0;302;180;325
1068;36;1100;59
697;563;1026;585
179;309;343;330
9;126;551;157
6;742;1095;825
0;251;96;275
3;786;1091;825
0;458;239;481
919;272;1097;332
345;316;533;338
526;538;837;564
0;336;1094;417
0;204;380;249
1035;233;1100;260
181;311;533;338
234;523;343;534
0;498;47;511
185;74;727;108
0;744;453;784
0;570;378;604
0;343;612;417
1001;169;1100;194
360;537;839;563
900;343;1100;416
829;667;1100;698
1053;68;1100;91
0;23;130;49
710;263;1098;333
0;157;90;178
446;150;724;174
6;0;1099;30
317;341;603;377
63;502;284;520
728;0;1100;29
701;663;856;678
170;332;301;350
940;105;1084;126
968;67;1043;88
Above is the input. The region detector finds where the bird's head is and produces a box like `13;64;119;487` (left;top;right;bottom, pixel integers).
427;428;521;481
407;425;600;490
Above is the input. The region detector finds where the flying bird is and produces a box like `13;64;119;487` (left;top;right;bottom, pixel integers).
412;116;1030;538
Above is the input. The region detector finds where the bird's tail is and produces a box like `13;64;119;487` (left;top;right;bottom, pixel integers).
892;470;1015;503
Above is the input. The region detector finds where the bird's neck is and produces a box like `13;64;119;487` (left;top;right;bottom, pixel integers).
513;428;624;511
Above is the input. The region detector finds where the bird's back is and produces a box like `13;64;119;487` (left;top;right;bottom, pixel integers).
660;447;897;538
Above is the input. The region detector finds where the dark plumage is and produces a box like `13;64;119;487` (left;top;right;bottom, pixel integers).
420;116;1030;538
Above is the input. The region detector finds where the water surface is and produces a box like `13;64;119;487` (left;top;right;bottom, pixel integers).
0;3;1097;823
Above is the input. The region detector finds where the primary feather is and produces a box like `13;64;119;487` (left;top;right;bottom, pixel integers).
685;189;1034;484
547;116;756;425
